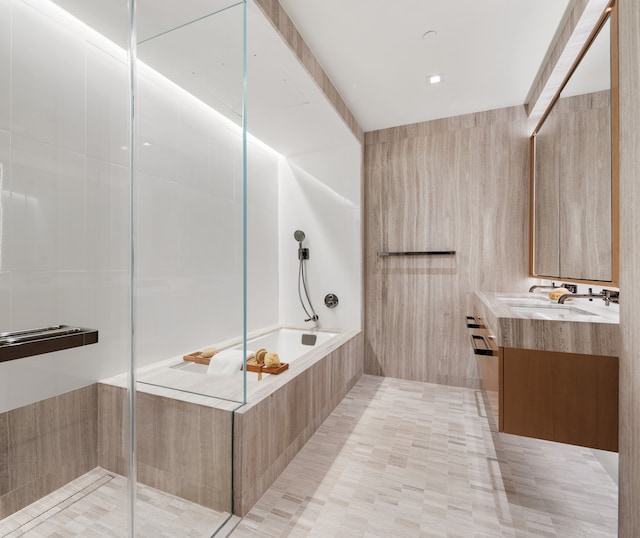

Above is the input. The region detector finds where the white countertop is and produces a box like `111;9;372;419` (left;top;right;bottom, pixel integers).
474;291;619;356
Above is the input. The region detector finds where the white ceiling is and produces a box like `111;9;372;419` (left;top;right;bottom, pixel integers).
51;0;360;160
278;0;572;132
51;0;583;141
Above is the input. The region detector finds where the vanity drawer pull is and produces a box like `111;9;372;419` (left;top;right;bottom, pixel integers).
465;315;483;329
471;335;496;356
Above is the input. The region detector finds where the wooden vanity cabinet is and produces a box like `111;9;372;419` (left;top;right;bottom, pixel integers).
502;348;618;452
471;314;618;452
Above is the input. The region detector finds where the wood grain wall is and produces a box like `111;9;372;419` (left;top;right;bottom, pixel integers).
618;0;640;535
0;385;97;518
364;106;533;388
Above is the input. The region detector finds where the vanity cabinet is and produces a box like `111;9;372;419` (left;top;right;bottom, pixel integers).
501;347;618;452
469;308;618;452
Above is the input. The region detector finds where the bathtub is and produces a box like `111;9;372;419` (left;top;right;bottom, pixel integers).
136;326;341;403
99;326;363;515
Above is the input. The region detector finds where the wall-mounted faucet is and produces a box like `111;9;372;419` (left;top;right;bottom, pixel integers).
558;288;620;306
529;284;557;293
529;283;577;293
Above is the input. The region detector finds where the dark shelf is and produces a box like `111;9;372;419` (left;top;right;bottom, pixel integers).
0;326;99;363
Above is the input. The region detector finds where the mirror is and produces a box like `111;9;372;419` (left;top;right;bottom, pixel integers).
531;4;618;284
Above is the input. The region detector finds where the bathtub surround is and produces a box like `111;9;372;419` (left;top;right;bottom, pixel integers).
364;106;532;388
98;384;234;513
618;0;640;535
233;331;363;515
98;330;363;516
0;330;362;520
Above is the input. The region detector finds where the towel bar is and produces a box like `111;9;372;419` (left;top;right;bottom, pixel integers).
377;250;456;257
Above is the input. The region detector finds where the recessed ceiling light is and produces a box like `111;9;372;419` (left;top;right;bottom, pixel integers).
428;74;443;85
422;30;438;40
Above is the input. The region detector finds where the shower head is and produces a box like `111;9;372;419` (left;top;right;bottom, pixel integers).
294;230;306;242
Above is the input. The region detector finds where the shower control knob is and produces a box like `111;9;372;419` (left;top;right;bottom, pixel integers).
324;294;339;308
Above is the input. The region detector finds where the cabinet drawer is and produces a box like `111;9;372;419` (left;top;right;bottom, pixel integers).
467;314;502;430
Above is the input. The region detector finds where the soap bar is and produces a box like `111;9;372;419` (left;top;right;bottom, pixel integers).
549;288;571;301
201;347;218;358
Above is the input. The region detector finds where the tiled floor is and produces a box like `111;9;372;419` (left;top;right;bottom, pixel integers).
230;375;618;537
0;468;231;537
0;375;618;537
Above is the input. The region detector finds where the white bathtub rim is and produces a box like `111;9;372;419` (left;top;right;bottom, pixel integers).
99;326;360;411
234;327;361;414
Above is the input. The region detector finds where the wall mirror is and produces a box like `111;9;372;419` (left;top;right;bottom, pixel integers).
530;2;618;284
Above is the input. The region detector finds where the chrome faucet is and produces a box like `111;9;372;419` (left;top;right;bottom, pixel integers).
529;284;556;293
558;288;620;306
529;283;577;293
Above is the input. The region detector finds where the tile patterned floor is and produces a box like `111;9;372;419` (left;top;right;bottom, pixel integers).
230;375;618;537
0;375;618;537
0;468;230;537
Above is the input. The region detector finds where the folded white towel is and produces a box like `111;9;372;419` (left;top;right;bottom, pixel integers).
206;349;254;376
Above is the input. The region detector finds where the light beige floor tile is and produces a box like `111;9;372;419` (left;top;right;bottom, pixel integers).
230;375;617;538
0;468;228;537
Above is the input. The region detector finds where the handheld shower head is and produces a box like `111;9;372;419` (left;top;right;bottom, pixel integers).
294;230;305;242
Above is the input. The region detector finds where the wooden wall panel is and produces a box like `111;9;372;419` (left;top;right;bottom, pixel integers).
618;0;640;535
98;384;233;513
364;106;532;388
0;385;97;518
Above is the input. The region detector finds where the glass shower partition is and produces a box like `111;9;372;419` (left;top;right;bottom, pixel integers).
131;0;248;533
0;0;247;536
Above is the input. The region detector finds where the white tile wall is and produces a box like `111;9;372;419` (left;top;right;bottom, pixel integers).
0;272;10;334
247;142;280;333
12;135;86;272
0;1;9;132
11;1;85;152
0;130;11;273
85;44;129;167
0;0;132;413
85;158;130;273
278;157;361;331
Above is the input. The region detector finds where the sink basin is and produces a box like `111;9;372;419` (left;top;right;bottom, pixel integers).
508;304;598;321
496;295;552;306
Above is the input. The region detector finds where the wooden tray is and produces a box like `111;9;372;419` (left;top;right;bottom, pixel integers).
183;352;211;365
244;356;289;375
